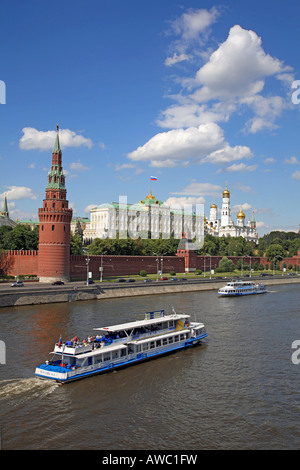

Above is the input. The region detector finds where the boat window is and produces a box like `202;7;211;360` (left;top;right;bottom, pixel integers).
180;334;185;340
142;343;148;351
120;348;127;357
103;352;111;362
112;350;119;359
174;335;179;342
156;339;161;347
136;345;141;353
163;338;168;345
150;341;155;349
169;321;175;328
169;337;174;344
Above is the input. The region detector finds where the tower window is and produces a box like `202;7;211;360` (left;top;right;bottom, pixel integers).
52;225;55;231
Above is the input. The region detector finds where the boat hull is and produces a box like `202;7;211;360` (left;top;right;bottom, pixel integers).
35;333;207;384
218;289;267;297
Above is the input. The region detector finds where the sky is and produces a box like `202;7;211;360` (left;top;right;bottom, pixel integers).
1;0;300;237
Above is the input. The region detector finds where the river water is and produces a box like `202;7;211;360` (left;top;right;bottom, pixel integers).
0;283;300;450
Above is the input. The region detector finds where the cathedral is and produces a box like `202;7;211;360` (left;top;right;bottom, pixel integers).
204;185;258;243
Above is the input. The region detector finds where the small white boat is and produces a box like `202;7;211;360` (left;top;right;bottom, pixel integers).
218;280;267;297
35;308;207;383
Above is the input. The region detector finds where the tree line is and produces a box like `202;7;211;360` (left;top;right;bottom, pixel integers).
1;224;300;260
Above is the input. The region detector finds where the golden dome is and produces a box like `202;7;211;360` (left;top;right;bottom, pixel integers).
237;207;245;219
145;190;155;200
223;185;230;198
210;203;217;209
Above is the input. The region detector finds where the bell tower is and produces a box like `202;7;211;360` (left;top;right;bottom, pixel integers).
38;125;73;283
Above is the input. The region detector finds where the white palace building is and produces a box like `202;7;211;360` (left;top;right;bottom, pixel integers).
83;189;204;243
83;185;258;244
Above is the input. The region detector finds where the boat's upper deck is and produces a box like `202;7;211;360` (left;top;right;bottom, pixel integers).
93;311;190;334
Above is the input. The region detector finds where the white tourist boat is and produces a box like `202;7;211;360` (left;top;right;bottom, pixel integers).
218;280;267;297
35;308;207;383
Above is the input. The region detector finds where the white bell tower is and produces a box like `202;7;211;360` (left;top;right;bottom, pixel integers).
221;185;231;227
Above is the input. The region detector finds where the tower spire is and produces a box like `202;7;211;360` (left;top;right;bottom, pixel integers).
53;124;61;153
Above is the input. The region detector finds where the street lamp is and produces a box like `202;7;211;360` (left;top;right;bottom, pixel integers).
85;253;90;286
245;255;252;277
204;254;212;278
99;251;107;283
160;252;167;278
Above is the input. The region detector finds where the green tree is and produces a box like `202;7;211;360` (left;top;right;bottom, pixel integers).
265;243;286;262
70;233;82;255
218;256;235;272
0;225;39;250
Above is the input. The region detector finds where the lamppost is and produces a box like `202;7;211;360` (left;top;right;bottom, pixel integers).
245;255;252;277
85;253;90;286
207;254;212;279
160;252;167;278
153;252;159;282
204;254;212;278
99;251;107;282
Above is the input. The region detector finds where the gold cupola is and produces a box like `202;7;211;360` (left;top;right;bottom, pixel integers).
237;207;245;219
223;185;230;198
145;190;156;200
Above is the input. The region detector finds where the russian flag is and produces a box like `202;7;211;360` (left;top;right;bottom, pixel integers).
150;176;157;181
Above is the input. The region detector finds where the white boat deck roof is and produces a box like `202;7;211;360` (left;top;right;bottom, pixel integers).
51;343;128;360
93;313;189;333
129;328;191;345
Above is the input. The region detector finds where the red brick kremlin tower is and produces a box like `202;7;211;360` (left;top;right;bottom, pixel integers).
38;125;73;283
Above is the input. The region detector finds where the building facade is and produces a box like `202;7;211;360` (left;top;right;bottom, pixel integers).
205;185;258;243
83;190;204;243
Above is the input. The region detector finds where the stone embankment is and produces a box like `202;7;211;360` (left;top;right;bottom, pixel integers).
1;276;300;308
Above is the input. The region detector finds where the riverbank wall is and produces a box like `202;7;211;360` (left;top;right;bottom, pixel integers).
1;277;300;307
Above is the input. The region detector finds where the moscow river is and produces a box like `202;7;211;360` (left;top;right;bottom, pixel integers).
0;283;300;450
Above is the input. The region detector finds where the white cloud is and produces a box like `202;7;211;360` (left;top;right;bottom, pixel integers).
263;157;276;164
172;182;222;197
19;127;93;151
156;101;236;129
127;122;224;167
169;7;219;42
165;53;191;66
232;202;254;213
292;170;300;180
194;25;287;102
217;163;257;173
202;144;252;164
234;182;252;193
164;196;205;210
114;163;135;171
285;156;299;164
158;23;293;133
0;186;39;201
69;160;90;171
84;204;98;214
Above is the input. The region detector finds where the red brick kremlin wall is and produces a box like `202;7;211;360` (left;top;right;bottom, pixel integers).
1;251;300;279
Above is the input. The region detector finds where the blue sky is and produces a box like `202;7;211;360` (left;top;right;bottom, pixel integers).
1;0;300;236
